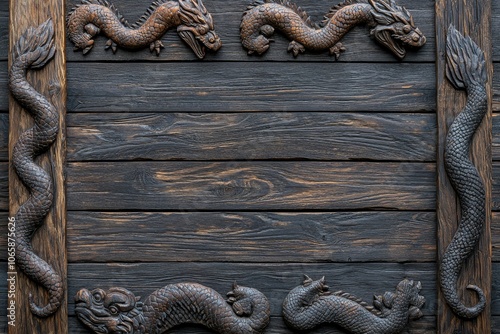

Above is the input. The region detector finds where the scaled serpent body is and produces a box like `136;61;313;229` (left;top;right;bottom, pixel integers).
75;283;270;333
282;276;425;334
439;26;488;318
240;0;426;58
9;19;63;317
67;0;222;59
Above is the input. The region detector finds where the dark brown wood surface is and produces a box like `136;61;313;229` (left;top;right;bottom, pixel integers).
8;0;67;332
66;161;436;211
436;0;493;332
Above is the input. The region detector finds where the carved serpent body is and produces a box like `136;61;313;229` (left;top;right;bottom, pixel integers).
439;26;488;319
240;0;426;59
9;19;62;317
75;282;270;333
282;276;425;333
67;0;222;59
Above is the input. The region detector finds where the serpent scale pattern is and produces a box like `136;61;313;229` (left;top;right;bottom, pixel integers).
75;282;270;333
282;276;425;333
67;0;222;59
439;25;488;319
240;0;426;58
9;19;63;317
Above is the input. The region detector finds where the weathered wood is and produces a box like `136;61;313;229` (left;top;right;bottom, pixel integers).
492;63;500;112
67;211;436;263
67;316;438;334
0;4;7;61
66;161;436;211
494;114;500;160
0;113;7;161
493;0;500;62
0;63;7;111
64;0;435;63
492;163;500;211
8;1;67;332
436;0;493;332
66;113;437;162
67;62;436;112
494;213;500;261
66;262;437;316
0;162;7;210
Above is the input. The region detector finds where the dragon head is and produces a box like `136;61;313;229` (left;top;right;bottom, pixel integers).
74;287;143;334
368;0;426;59
177;0;222;59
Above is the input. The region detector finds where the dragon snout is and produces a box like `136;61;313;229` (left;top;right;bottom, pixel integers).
75;289;92;307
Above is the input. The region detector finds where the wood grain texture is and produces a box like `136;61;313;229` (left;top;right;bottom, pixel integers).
66;161;436;211
493;213;500;261
494;114;500;160
0;62;7;111
8;0;67;332
66;113;437;162
0;162;7;210
0;113;7;161
64;0;435;63
66;211;436;263
0;2;7;61
67;62;436;112
436;0;493;332
492;163;500;211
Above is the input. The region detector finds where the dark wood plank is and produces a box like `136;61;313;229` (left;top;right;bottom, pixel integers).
8;1;68;332
67;211;436;263
494;213;500;261
492;163;500;211
493;0;500;62
66;161;436;211
493;263;500;316
436;1;493;332
0;113;7;161
494;113;500;160
66;113;437;162
0;2;7;61
0;62;7;111
0;162;7;211
65;0;435;63
68;315;438;334
67;63;436;112
493;63;500;112
66;262;437;317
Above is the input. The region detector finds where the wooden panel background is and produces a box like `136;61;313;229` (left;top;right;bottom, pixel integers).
0;0;499;332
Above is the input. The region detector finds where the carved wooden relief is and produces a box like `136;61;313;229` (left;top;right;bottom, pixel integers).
67;0;222;58
240;0;426;58
439;25;488;319
75;282;270;333
9;19;63;317
282;276;425;333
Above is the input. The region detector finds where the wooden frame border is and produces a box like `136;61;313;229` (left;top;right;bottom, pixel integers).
8;0;67;333
436;0;493;332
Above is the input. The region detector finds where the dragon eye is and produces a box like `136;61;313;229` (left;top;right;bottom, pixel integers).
109;306;119;315
403;25;412;34
93;293;103;303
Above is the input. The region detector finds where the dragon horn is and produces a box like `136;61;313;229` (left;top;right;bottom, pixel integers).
303;275;313;286
232;281;239;290
320;276;326;284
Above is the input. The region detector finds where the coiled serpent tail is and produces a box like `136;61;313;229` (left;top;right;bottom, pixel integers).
282;276;425;334
9;19;62;317
75;282;271;334
439;25;488;319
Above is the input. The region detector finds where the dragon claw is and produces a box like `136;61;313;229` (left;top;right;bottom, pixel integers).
84;23;100;36
329;42;346;60
150;40;164;56
287;41;305;57
105;39;118;53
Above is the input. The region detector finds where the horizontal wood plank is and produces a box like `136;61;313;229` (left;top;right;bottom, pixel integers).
66;113;437;162
67;63;436;112
66;262;437;317
493;213;500;261
494;113;500;160
493;162;500;210
66;161;436;211
493;63;500;111
64;0;435;63
0;63;7;111
0;4;6;60
0;113;6;161
0;162;7;210
493;0;500;62
68;315;437;334
67;211;436;263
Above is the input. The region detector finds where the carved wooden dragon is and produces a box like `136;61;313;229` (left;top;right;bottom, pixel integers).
9;19;63;317
75;282;270;333
67;0;222;58
282;276;425;333
240;0;426;59
439;26;488;319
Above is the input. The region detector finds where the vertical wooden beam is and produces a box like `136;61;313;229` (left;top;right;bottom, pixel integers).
436;0;492;333
8;0;67;333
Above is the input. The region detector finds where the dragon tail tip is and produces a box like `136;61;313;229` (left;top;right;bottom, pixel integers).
15;19;56;69
446;25;486;90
